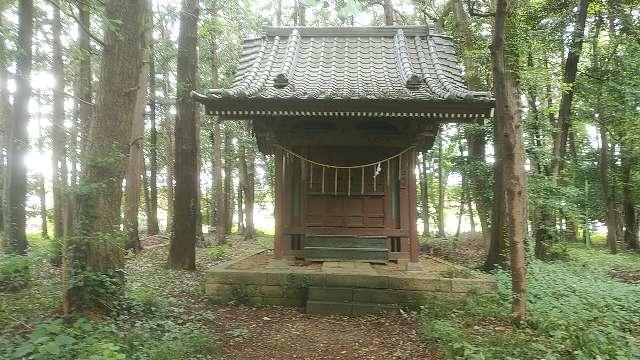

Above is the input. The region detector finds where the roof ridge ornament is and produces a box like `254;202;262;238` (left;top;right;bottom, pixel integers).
393;29;422;91
273;29;301;89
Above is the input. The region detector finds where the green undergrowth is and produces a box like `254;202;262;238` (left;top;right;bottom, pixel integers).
1;235;224;359
420;245;640;359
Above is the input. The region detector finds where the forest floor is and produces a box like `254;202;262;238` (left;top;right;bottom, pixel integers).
1;232;640;359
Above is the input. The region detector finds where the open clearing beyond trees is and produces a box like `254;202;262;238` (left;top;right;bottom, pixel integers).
2;234;639;359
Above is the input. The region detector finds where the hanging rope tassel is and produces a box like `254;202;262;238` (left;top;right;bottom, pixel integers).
322;166;325;194
309;163;313;189
348;168;351;196
386;159;390;185
334;168;338;196
398;155;402;180
361;167;365;194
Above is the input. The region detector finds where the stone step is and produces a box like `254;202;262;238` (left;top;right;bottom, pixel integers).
304;247;388;261
304;235;387;249
306;300;397;315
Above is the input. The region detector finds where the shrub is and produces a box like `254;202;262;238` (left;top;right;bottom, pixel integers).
0;254;32;291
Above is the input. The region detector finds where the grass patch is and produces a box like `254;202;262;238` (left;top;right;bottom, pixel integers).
1;235;219;359
420;245;640;359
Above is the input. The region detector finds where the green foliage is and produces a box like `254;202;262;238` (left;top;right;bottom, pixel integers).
203;245;228;260
0;254;31;291
420;245;640;359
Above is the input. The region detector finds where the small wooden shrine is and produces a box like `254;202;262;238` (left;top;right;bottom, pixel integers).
194;25;493;269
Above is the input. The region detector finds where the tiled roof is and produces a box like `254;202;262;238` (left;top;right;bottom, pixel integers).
193;25;493;119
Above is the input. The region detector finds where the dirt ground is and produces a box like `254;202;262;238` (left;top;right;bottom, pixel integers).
210;305;440;360
140;234;441;359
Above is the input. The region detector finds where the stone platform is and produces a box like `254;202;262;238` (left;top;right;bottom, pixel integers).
205;251;497;315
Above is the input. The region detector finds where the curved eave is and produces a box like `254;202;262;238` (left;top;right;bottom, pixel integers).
191;91;495;121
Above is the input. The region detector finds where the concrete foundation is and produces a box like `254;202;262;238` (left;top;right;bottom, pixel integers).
206;251;497;315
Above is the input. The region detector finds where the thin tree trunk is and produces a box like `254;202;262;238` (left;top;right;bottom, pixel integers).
124;13;150;252
468;198;476;233
214;120;225;244
168;0;200;270
437;136;446;237
77;1;93;160
243;140;255;237
65;0;145;313
550;0;590;180
621;145;638;250
0;9;9;233
420;151;430;236
147;13;160;235
223;129;233;234
37;105;48;240
51;0;67;242
238;143;247;234
492;0;527;322
4;0;33;255
599;127;618;254
382;0;394;25
164;115;175;234
276;0;282;26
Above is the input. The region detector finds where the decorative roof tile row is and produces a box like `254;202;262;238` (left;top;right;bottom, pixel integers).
206;25;493;105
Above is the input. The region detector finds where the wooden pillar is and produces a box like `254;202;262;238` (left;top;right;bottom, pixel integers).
408;149;420;263
274;148;285;259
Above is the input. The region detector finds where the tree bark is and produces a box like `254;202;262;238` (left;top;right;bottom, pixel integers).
147;13;160;235
437;136;446;237
420;151;430;236
37;107;48;240
124;6;151;252
451;0;492;243
223;129;234;234
599;127;618;253
51;0;68;243
0;9;9;234
164;114;175;234
214;120;225;244
621;145;638;250
550;0;590;180
383;0;394;25
238;143;246;234
492;0;527;322
65;0;145;313
244;141;255;237
4;0;33;255
168;0;200;270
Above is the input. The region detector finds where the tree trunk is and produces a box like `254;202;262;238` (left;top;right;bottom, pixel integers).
437;136;446;237
468;198;476;233
65;0;145;313
451;0;491;243
243;140;255;237
382;0;394;25
77;1;93;160
37;107;48;240
420;151;430;236
124;7;151;252
238;143;247;234
214;120;225;244
168;0;200;270
0;9;9;234
621;145;638;250
492;0;527;322
550;0;590;180
164;115;175;234
147;15;160;235
276;0;282;26
51;1;67;244
4;0;32;255
599;127;618;254
223;129;234;234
